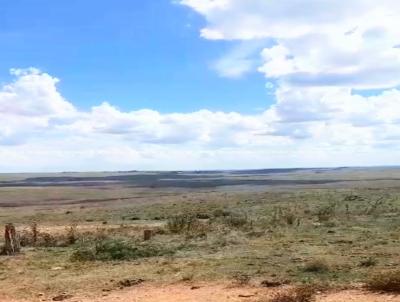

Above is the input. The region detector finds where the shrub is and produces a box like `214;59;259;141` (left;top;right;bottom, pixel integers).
167;214;197;234
359;257;377;267
70;247;96;262
19;230;34;247
66;225;77;245
315;202;336;222
366;270;400;293
213;209;231;218
283;212;296;226
220;212;252;230
196;213;211;219
38;232;58;247
302;259;329;273
31;222;38;245
269;207;299;227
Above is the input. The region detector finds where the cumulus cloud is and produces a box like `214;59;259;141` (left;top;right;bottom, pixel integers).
0;69;278;171
1;68;75;117
177;0;400;167
0;65;400;172
182;0;400;88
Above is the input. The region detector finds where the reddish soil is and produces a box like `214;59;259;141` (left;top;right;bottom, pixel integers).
1;283;400;302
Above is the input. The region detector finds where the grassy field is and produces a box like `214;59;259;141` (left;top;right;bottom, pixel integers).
1;168;400;301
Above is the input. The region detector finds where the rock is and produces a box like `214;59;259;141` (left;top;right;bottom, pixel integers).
51;266;64;271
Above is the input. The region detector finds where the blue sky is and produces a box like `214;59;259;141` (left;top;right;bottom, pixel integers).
1;0;400;172
0;0;269;113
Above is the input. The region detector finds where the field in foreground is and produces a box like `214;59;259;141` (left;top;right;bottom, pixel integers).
1;167;400;301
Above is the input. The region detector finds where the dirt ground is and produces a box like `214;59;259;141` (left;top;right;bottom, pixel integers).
1;283;400;302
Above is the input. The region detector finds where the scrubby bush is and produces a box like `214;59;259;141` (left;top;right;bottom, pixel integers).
316;203;336;222
220;212;253;230
66;225;77;245
70;247;96;261
269;207;300;227
167;214;197;234
283;211;297;226
359;257;377;267
302;259;330;273
212;208;231;218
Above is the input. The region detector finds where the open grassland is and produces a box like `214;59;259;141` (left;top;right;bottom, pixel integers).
1;168;400;301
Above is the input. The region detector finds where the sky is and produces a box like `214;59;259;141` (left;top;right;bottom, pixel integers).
1;0;400;172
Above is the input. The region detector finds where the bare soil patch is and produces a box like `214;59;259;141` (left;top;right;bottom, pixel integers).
2;283;400;302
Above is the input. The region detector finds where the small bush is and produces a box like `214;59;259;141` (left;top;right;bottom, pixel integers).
302;259;329;273
196;213;211;219
283;212;296;226
71;247;96;262
316;203;336;222
167;214;197;234
269;207;300;227
213;209;231;218
31;223;38;245
220;212;252;230
366;270;400;293
19;230;34;247
37;232;58;247
66;225;77;245
359;257;377;267
269;285;316;302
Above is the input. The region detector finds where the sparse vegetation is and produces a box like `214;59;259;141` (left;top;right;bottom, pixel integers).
1;168;400;300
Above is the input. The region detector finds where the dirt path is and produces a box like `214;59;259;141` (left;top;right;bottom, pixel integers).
1;283;400;302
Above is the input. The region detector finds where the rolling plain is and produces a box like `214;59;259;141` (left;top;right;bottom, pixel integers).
1;167;400;301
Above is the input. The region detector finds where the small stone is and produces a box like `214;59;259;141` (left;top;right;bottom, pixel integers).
51;266;64;271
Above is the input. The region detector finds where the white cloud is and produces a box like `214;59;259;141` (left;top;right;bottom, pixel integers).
0;66;400;171
1;68;75;116
176;0;400;168
182;0;400;89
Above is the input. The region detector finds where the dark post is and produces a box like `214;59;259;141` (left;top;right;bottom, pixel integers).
1;224;21;255
143;229;153;241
